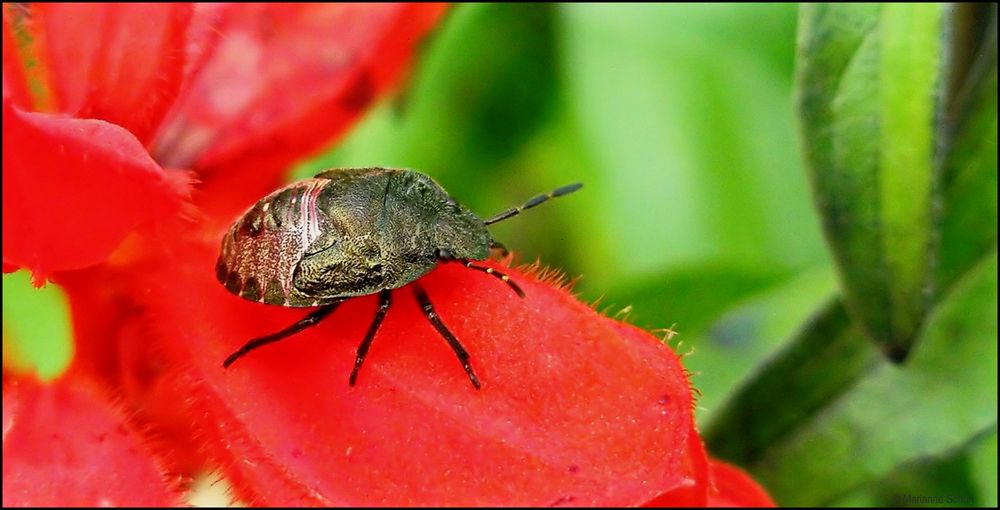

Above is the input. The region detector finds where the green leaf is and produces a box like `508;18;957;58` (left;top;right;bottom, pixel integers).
796;4;948;358
748;250;997;505
680;265;838;420
606;261;789;333
559;3;826;285
969;429;999;506
827;430;990;507
703;297;881;463
936;6;998;290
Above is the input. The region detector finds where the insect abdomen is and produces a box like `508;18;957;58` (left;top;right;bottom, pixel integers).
217;179;331;306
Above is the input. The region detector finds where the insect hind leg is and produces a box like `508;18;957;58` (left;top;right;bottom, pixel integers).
222;301;342;368
413;285;482;389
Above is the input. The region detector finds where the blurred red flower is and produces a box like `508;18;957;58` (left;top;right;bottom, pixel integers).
2;3;774;507
2;376;181;506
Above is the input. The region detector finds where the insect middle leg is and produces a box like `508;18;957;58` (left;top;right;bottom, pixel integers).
413;285;482;389
223;301;342;368
349;289;392;386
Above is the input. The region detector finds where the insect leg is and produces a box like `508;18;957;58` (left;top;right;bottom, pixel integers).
412;285;482;390
349;290;392;386
489;240;509;257
460;260;525;298
222;301;342;368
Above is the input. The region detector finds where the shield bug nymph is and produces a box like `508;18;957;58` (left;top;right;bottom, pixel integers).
217;167;581;389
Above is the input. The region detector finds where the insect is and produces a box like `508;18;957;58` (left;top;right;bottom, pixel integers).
217;167;581;389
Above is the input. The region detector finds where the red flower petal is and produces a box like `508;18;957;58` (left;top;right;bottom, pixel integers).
151;3;448;223
706;460;776;507
140;236;699;506
27;3;192;144
2;99;189;281
55;265;211;477
642;424;712;506
2;9;33;110
1;376;180;506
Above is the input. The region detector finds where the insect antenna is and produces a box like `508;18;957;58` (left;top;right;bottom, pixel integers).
483;182;583;225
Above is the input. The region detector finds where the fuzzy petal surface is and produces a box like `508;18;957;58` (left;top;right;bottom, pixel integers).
1;376;180;506
2;100;188;281
142;236;699;506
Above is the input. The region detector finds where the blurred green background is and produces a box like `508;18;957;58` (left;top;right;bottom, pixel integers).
4;4;996;506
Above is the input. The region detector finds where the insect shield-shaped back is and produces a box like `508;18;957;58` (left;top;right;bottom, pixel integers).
216;168;492;307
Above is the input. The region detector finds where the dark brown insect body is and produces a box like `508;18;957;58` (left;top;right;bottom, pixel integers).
218;168;491;306
218;167;581;388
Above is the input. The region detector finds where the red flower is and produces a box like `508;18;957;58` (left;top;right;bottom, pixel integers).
2;376;181;506
706;461;776;507
3;4;190;281
2;3;774;506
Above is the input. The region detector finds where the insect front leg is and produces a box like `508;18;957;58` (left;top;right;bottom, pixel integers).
223;301;343;368
460;260;525;298
489;240;510;257
412;285;482;390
